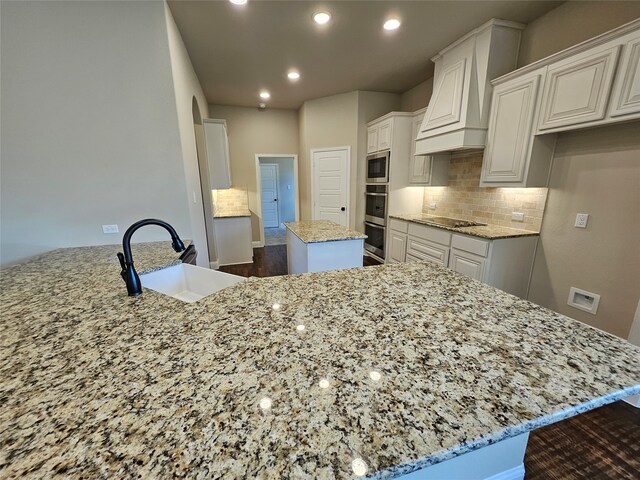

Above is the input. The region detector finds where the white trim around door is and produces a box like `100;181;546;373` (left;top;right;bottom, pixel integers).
254;154;300;248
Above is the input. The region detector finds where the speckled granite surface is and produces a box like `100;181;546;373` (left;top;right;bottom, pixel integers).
285;220;367;243
390;213;540;239
213;208;251;218
1;245;639;479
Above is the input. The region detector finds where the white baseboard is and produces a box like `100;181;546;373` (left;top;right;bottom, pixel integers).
252;241;264;248
623;394;640;408
209;260;219;270
486;464;525;480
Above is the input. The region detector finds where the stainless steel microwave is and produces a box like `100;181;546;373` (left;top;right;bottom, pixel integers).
366;150;390;183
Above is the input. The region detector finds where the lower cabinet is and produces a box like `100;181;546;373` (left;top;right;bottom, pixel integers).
213;216;253;267
386;219;538;298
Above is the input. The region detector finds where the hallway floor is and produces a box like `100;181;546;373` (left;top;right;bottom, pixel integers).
264;226;286;246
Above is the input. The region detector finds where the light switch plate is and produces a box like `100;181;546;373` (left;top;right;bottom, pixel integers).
575;213;589;228
102;224;119;234
567;287;600;315
512;212;524;222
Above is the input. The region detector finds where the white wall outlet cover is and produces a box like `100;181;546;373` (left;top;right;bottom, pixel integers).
429;202;437;210
567;287;600;315
102;224;119;234
575;213;589;228
511;212;525;222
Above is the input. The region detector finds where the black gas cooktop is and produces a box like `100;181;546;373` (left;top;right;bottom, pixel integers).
422;216;486;228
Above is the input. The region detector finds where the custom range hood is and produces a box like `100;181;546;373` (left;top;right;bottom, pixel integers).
415;19;525;155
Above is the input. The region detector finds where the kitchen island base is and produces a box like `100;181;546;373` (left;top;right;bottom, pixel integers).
286;229;364;274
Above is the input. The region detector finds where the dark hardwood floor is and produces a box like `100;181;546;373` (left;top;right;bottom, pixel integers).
221;246;640;478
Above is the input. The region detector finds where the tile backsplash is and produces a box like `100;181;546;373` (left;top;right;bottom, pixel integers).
422;155;548;232
211;186;249;214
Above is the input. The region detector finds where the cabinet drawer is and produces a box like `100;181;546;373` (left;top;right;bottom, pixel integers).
407;237;449;266
406;253;425;263
451;234;490;257
407;222;451;246
389;218;409;233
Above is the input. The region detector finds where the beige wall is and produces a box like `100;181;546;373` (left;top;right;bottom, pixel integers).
208;105;299;242
298;92;360;226
528;124;640;339
164;3;210;267
518;1;640;67
1;1;192;267
400;78;433;112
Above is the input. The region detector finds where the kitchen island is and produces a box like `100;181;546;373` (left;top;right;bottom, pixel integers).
285;220;367;274
1;243;639;479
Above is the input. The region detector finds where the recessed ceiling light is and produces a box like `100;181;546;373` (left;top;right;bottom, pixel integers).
287;71;300;80
383;18;401;31
229;0;247;5
313;11;331;25
259;91;271;100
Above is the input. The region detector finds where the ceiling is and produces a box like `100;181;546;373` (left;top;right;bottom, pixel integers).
168;1;562;109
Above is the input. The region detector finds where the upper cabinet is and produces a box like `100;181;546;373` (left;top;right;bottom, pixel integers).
481;18;640;187
537;45;621;132
367;118;392;154
415;19;524;156
609;37;640;117
204;119;232;189
409;109;450;186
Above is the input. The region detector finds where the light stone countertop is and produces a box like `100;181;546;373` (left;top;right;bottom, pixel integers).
1;243;639;479
390;213;540;239
285;220;367;243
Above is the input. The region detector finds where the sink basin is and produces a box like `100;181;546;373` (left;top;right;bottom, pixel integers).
140;263;245;303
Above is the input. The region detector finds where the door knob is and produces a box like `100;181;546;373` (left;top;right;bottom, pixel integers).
341;207;346;211
274;198;278;202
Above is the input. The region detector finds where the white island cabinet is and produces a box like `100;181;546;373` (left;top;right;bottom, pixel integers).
285;220;366;274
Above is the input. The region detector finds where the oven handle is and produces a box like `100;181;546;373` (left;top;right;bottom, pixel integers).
364;222;386;230
364;193;387;197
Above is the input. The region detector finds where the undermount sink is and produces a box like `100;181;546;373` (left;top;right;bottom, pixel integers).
140;263;245;303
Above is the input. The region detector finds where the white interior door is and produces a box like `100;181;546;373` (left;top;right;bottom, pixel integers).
260;163;279;228
312;147;349;226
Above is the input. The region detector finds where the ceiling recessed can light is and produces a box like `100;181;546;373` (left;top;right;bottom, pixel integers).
313;11;331;25
260;91;271;100
287;71;301;80
383;18;401;31
229;0;248;5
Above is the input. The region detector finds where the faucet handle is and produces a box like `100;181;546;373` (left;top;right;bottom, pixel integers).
117;252;127;280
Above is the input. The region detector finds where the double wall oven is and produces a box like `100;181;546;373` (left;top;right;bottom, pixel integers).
364;150;390;259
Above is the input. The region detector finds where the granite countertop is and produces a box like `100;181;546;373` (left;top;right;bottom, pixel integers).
390;213;540;240
285;220;367;243
213;208;251;218
1;244;639;479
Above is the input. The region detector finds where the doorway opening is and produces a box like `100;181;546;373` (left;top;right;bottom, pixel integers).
255;154;299;247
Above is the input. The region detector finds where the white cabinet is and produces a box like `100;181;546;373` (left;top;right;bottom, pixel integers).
480;68;556;187
609;37;640;117
204;119;232;189
449;249;486;281
385;218;538;298
213;216;252;266
538;44;621;131
409;110;450;186
388;231;407;264
366;119;392;153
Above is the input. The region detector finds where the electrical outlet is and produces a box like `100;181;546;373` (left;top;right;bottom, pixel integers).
575;213;589;228
102;224;119;234
429;202;437;210
511;212;524;222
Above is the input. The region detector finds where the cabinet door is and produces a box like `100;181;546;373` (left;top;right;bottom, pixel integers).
410;113;424;157
409;156;432;184
481;74;541;184
538;45;620;131
407;237;449;266
609;37;640;117
205;121;232;189
388;232;407;263
367;126;379;153
421;58;466;132
449;249;485;281
377;120;392;151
